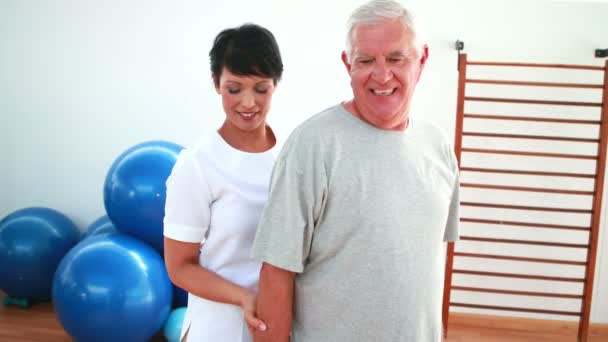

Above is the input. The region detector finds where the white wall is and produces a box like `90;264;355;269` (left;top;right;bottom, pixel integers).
1;103;8;216
1;0;607;322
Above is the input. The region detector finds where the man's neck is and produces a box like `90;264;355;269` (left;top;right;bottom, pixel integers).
341;100;409;131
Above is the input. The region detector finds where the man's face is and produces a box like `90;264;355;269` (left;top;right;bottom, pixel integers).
342;19;428;130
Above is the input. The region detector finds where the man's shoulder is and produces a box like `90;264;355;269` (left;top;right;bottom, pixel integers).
297;104;345;130
412;118;452;145
411;117;458;171
274;104;347;160
285;104;345;142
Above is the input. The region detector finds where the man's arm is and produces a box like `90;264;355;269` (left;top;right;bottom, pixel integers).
253;262;295;342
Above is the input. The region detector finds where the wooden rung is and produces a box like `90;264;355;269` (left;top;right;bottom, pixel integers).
465;96;602;107
465;79;604;89
461;202;592;214
462;148;598;160
451;286;584;299
459;236;589;249
463;131;599;143
460;218;590;231
464;114;601;125
450;302;582;316
460;167;596;178
453;269;585;282
466;60;604;71
454;252;587;266
461;183;594;195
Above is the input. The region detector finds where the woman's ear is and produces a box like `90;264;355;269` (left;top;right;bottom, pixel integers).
213;76;220;94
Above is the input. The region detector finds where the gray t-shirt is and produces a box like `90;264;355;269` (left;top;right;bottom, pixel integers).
252;104;460;342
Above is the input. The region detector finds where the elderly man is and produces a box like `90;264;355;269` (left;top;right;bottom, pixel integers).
251;0;460;341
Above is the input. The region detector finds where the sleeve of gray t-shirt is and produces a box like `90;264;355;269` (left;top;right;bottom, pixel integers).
443;144;460;242
443;176;460;242
251;131;327;273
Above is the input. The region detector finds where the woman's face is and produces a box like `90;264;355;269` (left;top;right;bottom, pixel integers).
216;67;276;134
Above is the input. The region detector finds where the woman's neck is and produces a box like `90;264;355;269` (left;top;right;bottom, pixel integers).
217;122;275;153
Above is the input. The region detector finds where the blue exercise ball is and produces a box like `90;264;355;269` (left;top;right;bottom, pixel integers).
164;307;187;342
103;140;183;253
53;233;172;342
173;284;188;308
0;207;80;301
80;215;117;241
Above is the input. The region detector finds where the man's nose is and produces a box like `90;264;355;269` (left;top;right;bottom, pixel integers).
372;61;393;83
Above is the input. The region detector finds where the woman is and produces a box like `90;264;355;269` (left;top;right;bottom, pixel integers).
163;23;283;342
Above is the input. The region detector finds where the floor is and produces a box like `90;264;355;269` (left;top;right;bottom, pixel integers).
446;313;608;342
1;293;607;341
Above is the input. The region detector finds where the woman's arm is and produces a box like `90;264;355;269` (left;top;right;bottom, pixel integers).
164;237;266;331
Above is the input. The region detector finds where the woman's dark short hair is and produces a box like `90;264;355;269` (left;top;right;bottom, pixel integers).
210;23;283;87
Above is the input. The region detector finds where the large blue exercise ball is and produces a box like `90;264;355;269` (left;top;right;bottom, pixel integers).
103;140;183;253
53;233;172;342
80;215;117;241
173;284;188;308
164;307;187;342
0;207;80;301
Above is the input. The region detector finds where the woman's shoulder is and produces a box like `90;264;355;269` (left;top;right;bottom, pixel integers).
169;133;216;174
180;132;224;160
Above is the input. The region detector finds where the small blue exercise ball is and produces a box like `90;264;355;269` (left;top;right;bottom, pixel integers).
0;207;80;301
164;307;187;342
53;233;172;342
80;215;117;241
103;140;183;253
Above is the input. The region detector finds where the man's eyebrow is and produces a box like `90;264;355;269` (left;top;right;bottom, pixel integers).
387;51;409;57
353;53;372;59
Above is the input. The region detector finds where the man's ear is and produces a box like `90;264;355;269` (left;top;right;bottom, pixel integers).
341;51;352;72
419;44;429;68
415;44;429;82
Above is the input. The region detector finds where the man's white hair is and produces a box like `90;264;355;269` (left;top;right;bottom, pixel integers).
345;0;421;62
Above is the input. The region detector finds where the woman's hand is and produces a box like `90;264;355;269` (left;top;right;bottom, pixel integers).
241;290;267;335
